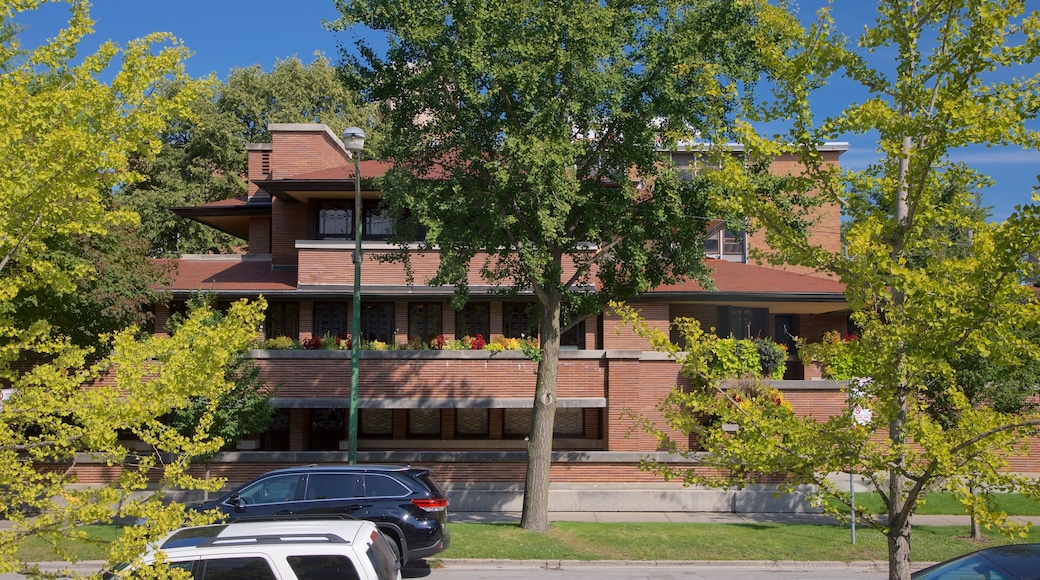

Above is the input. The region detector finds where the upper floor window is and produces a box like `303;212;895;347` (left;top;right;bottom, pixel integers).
265;302;299;339
561;319;586;349
318;201;351;238
314;199;393;240
503;302;537;339
717;306;768;340
704;228;744;260
313;198;424;242
456;303;490;339
361;302;395;343
314;302;349;338
409;302;442;343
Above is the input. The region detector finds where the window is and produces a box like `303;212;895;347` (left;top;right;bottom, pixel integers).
456;409;489;437
313;199;401;241
561;319;586;349
303;473;362;500
723;230;744;255
775;315;798;351
318;200;351;239
314;302;349;339
199;557;277;580
704;228;745;259
262;409;291;451
364;474;409;498
503;303;537;339
236;474;301;505
265;302;299;339
554;408;584;436
361;302;395;343
456;303;490;340
409;303;442;343
408;409;440;437
364;202;394;239
503;408;530;437
287;555;361;580
503;408;584;437
310;408;345;451
360;409;393;437
717;306;768;340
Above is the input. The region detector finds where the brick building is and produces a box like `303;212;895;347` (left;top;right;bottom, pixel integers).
114;123;863;510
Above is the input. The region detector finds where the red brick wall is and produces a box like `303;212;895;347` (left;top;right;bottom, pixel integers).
604;357;687;452
601;302;669;350
746;151;843;277
272;200;308;266
254;354;606;402
269;125;351;180
246;145;272;203
248;217;272;254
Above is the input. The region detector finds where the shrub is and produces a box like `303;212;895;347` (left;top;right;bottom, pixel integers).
263;336;295;350
464;334;487;350
797;330;862;380
302;336;323;350
753;338;788;379
709;338;762;379
491;336;522;350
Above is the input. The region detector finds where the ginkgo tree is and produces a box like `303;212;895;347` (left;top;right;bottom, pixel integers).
0;2;264;578
618;2;1040;579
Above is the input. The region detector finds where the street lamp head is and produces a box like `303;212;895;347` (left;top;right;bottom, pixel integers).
342;127;366;153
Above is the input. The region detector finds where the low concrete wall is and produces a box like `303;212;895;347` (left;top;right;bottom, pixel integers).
443;483;823;514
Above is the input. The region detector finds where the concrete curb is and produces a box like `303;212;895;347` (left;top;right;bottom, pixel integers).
422;559;892;571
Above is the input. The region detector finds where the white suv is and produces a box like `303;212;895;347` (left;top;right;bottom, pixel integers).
107;519;402;580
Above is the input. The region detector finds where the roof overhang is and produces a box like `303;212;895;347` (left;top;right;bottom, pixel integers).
171;200;272;239
255;179;380;203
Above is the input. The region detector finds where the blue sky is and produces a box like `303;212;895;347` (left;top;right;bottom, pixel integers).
13;1;1040;222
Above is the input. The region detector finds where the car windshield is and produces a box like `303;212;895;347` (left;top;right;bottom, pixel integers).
912;552;1013;580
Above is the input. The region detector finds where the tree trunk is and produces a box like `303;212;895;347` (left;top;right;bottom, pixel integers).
520;289;562;532
888;510;913;580
969;484;983;540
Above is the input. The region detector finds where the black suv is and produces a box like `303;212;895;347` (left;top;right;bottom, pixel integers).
189;465;450;564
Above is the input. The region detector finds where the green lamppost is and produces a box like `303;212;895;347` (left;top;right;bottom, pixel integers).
342;126;366;465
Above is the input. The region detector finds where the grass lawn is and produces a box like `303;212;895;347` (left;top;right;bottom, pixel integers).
442;521;1038;563
827;492;1040;517
15;493;1040;563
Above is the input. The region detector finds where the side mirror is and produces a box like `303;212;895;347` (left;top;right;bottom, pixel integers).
230;493;245;508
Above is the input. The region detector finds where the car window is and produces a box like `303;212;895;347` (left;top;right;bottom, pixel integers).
199;557;276;580
363;474;408;498
912;553;1012;580
286;554;361;580
367;533;401;580
236;474;301;505
303;473;363;500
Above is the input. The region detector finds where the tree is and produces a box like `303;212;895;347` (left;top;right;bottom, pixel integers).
0;0;202;369
331;0;795;531
0;2;268;576
166;293;276;500
618;2;1040;578
118;56;377;256
5;222;173;351
0;300;268;579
